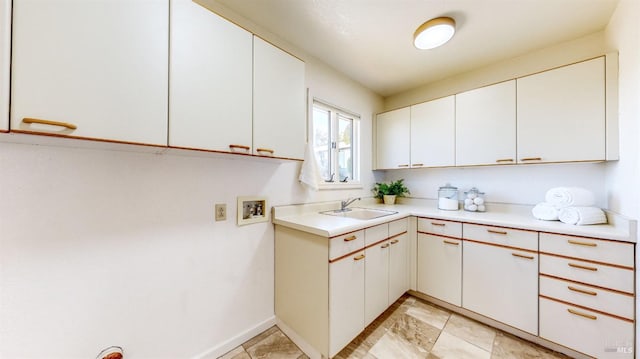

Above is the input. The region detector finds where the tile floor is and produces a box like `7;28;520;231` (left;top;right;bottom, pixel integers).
219;294;570;359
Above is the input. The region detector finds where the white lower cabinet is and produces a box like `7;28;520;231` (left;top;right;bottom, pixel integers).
540;297;634;359
462;240;538;334
417;233;462;306
388;232;409;304
329;250;365;357
365;240;390;325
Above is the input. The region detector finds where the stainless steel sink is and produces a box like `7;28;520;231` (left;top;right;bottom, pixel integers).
320;207;398;220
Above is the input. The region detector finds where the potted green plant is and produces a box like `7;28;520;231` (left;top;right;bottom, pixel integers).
372;179;410;205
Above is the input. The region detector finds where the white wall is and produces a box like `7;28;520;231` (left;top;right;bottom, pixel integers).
381;33;610;207
0;2;383;358
603;0;640;353
604;0;640;221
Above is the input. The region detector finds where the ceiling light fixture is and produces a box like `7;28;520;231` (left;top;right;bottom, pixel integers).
413;17;456;50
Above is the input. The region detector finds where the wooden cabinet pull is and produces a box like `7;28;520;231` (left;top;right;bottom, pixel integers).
495;158;514;163
487;229;508;235
443;240;459;246
431;222;445;226
397;164;409;168
521;157;542;161
511;253;534;260
229;144;250;151
568;239;597;247
412;163;424;167
568;286;598;296
567;308;597;320
343;235;357;242
22;117;77;130
353;254;365;261
390;239;399;245
568;263;598;271
381;243;390;249
256;148;274;154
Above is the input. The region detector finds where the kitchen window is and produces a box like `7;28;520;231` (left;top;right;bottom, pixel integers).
312;100;360;187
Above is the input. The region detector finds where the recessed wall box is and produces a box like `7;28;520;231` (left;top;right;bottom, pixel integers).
237;196;269;226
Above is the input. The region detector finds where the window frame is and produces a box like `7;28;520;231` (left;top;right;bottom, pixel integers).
310;98;362;190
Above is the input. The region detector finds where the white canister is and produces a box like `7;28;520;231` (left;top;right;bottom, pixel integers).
438;184;459;210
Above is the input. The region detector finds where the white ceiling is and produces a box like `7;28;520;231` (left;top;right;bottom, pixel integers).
214;0;619;97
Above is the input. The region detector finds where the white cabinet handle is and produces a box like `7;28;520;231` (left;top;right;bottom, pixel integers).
22;117;77;130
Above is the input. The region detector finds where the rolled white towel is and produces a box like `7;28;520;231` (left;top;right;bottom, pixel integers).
545;187;595;208
532;202;560;221
558;207;607;226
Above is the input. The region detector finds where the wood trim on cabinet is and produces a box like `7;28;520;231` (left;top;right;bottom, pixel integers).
539;295;635;323
463;238;538;254
539;252;634;271
539;273;635;297
417;232;463;241
540;231;635;245
363;231;407;251
329;250;365;264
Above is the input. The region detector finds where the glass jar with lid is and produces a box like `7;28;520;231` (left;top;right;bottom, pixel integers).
438;183;459;210
463;187;486;212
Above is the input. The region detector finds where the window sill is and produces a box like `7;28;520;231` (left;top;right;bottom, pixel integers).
318;182;363;190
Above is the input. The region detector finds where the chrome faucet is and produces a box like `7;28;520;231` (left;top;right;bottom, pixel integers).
340;197;361;211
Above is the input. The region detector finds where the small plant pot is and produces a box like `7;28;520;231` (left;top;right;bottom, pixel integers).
383;195;397;205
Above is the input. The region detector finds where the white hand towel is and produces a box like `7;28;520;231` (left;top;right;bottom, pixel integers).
558;206;607;225
532;202;560;221
545;187;595;208
298;142;321;191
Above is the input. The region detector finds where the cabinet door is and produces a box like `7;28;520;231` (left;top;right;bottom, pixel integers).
410;96;455;168
364;240;390;325
0;0;9;132
253;36;306;160
517;57;605;163
456;81;516;166
329;250;365;357
11;0;168;145
463;241;538;334
375;108;410;169
169;0;252;153
417;234;462;306
388;233;409;304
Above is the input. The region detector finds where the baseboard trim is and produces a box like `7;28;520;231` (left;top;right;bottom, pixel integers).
191;316;277;359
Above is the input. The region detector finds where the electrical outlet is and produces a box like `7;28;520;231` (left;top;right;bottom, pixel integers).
215;203;226;221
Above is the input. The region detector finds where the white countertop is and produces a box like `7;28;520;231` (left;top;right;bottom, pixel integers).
272;198;637;243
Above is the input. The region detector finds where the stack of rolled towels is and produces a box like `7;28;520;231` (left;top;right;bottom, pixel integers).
532;187;607;225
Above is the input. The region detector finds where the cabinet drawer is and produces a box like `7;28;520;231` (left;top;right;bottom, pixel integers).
463;223;537;251
540;254;634;294
329;230;365;261
364;223;389;246
540;275;634;320
388;218;408;237
540;297;634;359
417;218;462;238
540;233;634;267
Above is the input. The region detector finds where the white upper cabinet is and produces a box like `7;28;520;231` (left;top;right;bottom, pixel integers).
0;0;9;132
410;96;455;168
11;0;168;145
456;81;516;166
169;0;252;153
375;107;410;169
517;57;605;164
253;36;306;160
